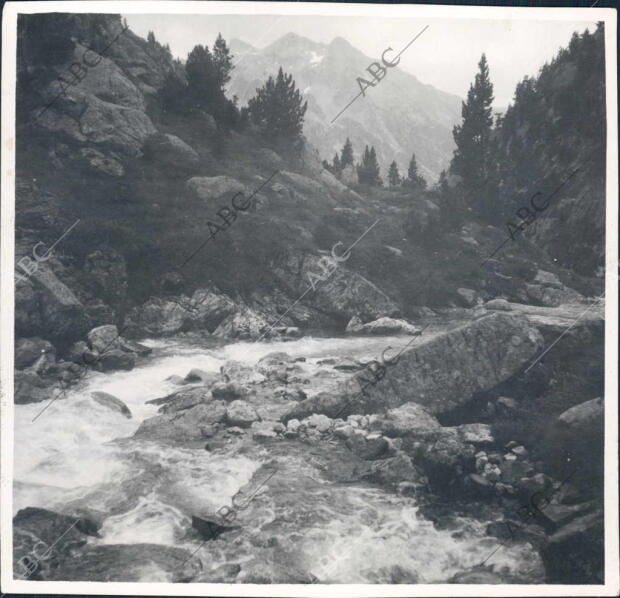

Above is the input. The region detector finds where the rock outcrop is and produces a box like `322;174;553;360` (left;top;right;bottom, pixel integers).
285;313;544;420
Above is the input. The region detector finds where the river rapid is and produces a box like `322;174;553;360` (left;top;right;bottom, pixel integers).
14;333;543;583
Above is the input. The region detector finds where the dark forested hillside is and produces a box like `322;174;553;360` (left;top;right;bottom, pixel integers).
440;24;606;278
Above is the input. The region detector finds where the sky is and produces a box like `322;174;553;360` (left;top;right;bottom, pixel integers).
124;14;598;107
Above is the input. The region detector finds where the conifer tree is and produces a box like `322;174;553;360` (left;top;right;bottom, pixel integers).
186;44;217;107
247;67;308;143
388;161;401;187
213;33;233;89
404;153;427;189
340;138;354;169
357;145;382;186
450;53;495;214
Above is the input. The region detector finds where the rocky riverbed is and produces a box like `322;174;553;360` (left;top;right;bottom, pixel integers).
12;299;604;584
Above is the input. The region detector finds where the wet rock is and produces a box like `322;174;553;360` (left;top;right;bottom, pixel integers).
192;515;234;541
143;132;200;171
90;391;132;418
362;453;425;489
87;324;120;353
14;370;53;404
316;358;336;366
98;349;135;372
156;387;210;414
211;382;244;401
118;338;152;356
134;401;227;442
49;543;201;582
449;569;506;583
345;316;420;335
257;352;292;367
467;473;494;495
165;374;187;386
226;400;259;428
184;368;217;384
13;507;96;580
220;360;253;383
369;402;441;438
333;357;362;371
15;337;55;369
346;431;389;460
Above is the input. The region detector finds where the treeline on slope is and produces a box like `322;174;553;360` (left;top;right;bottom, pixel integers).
322;138;427;190
435;23;606;275
158;34;307;150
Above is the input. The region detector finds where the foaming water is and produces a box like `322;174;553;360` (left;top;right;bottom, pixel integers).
13;333;542;583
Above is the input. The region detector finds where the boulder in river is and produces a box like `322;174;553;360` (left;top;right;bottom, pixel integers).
147;386;211;413
98;349;135;372
134;401;227;442
284;313;544;420
369;402;441;438
90;391;132;418
345;316;420;336
87;324;120;353
226;400;260;427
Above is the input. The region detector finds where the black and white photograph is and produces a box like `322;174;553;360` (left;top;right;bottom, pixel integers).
1;1;618;595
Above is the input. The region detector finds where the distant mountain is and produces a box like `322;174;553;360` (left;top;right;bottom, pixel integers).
228;33;462;181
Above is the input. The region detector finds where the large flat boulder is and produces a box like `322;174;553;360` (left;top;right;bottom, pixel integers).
285;313;544;420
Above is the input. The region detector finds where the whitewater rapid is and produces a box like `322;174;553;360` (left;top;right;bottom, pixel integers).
13;334;543;583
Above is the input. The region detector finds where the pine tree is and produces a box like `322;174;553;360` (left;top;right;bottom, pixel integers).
147;31;156;45
213;33;233;89
404;153;427;189
450;53;495;215
247;67;308;143
340;138;354;169
357;145;382;186
388;161;400;187
186;44;217;108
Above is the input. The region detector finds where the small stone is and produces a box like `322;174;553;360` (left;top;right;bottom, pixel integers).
226;426;244;436
497;396;518;411
511;445;528;458
273;422;286;434
504;453;518;462
286;419;301;433
488;452;503;465
334;424;354;440
306;414;332;433
483;462;502;482
475;451;487;459
200;425;216;438
505;440;519;450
